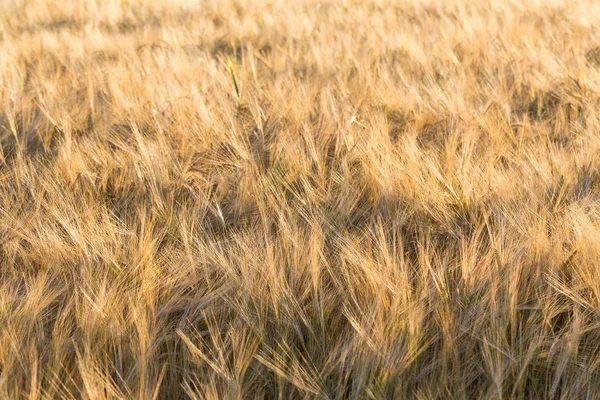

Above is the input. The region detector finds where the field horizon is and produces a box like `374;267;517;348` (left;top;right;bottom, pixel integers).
2;0;600;398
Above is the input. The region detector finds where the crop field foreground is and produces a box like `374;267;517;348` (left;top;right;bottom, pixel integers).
2;0;600;398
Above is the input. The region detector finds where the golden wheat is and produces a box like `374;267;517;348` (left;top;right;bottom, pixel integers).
2;0;600;398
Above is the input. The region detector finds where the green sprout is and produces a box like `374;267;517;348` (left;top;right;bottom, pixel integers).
227;57;240;99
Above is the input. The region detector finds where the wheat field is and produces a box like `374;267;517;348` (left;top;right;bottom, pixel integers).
2;0;600;398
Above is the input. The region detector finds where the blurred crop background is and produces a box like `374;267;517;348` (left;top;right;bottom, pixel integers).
2;0;600;398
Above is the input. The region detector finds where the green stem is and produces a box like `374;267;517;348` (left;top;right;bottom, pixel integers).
227;58;240;99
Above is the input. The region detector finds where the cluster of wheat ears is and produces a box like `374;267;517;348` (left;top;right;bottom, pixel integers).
2;0;600;398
